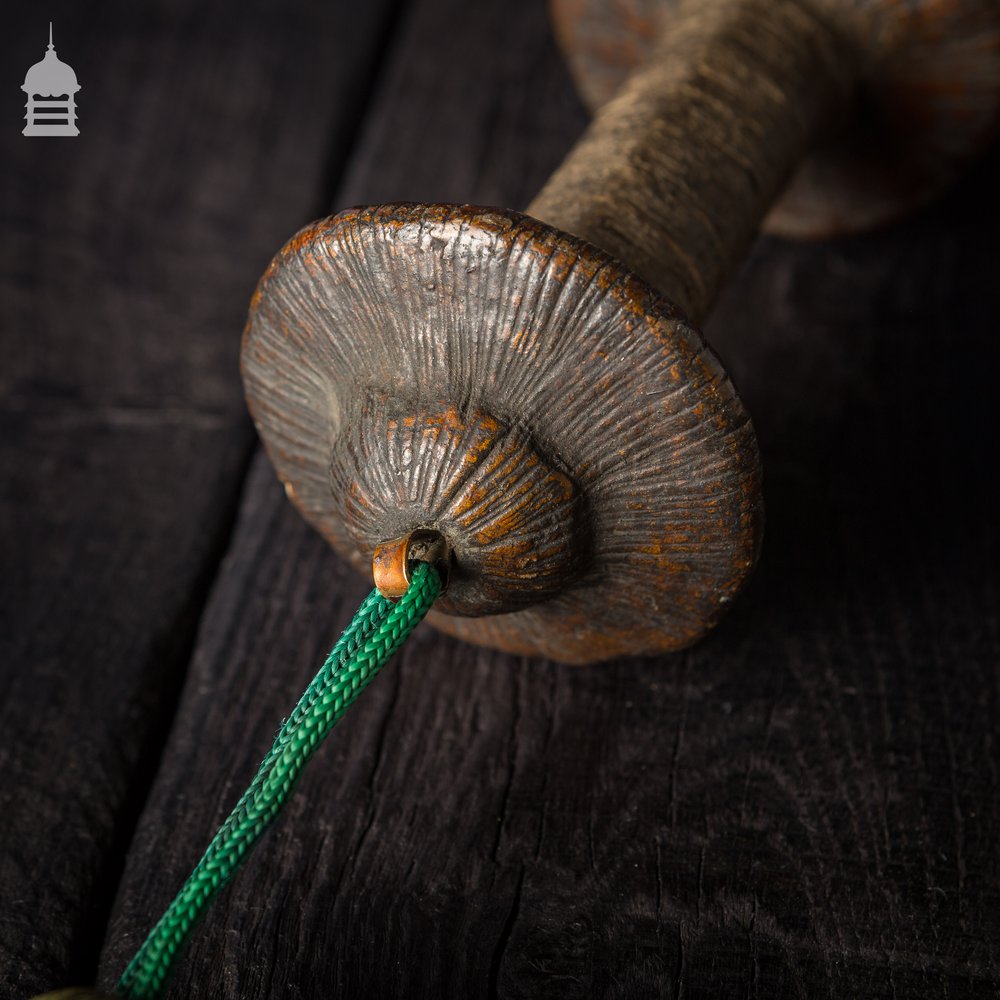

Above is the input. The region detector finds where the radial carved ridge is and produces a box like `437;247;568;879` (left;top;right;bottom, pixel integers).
242;203;762;662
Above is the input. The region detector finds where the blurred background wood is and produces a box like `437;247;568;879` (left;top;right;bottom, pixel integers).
2;0;998;997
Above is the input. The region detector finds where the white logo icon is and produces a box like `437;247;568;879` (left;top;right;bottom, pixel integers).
22;23;80;137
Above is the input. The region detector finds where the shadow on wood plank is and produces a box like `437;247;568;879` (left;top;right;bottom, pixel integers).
0;0;407;993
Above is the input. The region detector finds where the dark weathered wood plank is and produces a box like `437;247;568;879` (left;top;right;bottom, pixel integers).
99;0;1000;995
0;1;403;994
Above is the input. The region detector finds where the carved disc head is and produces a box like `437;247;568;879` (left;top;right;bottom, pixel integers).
242;204;762;663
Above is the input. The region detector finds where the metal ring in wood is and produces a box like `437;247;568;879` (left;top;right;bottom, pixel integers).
373;528;452;601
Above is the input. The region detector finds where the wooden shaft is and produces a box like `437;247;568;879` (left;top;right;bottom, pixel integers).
528;0;855;324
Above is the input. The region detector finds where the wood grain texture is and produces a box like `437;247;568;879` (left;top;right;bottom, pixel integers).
0;0;402;994
28;991;113;1000
242;203;761;661
99;0;999;996
551;0;1000;239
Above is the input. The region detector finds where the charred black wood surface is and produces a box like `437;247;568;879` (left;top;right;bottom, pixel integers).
0;0;401;993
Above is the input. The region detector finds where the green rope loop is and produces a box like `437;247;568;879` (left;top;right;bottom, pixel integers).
115;562;442;1000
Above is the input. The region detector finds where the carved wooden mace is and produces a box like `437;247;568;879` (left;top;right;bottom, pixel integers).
242;0;1000;664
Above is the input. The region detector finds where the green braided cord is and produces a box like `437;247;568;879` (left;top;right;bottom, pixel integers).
115;563;442;1000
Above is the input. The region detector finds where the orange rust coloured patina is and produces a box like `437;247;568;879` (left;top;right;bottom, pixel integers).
241;0;997;663
372;534;414;601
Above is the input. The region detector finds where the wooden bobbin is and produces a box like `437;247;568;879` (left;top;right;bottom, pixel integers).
242;0;1000;664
